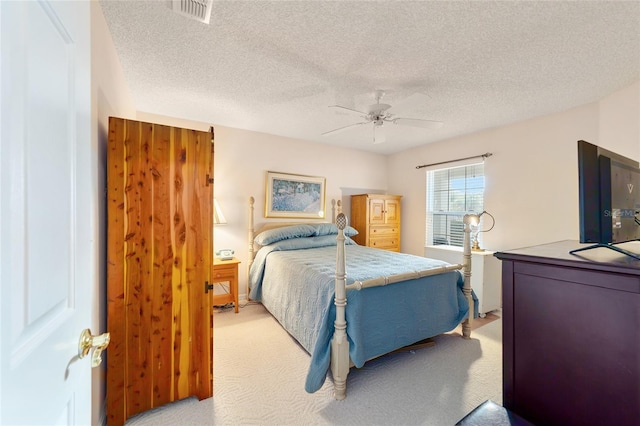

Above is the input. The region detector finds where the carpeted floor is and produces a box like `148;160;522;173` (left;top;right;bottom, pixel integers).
126;303;502;425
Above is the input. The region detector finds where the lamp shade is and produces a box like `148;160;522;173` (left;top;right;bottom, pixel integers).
213;199;227;225
465;210;495;251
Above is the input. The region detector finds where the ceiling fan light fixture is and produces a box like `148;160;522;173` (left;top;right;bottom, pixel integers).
323;89;444;144
373;126;386;144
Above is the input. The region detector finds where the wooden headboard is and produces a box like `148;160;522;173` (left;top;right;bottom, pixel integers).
247;196;342;268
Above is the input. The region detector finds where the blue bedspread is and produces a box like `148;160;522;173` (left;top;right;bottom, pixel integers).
249;237;472;393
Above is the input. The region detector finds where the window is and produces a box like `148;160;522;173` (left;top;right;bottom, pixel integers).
426;163;484;247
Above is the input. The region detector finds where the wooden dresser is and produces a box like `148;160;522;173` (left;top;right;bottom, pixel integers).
495;240;640;426
350;194;401;251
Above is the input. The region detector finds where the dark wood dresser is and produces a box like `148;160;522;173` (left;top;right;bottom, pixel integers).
495;240;640;426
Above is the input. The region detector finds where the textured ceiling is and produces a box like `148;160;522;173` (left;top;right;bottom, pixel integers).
100;1;640;155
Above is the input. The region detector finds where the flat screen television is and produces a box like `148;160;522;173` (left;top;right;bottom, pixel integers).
571;140;640;259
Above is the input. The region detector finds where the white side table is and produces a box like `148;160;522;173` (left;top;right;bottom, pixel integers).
424;245;501;317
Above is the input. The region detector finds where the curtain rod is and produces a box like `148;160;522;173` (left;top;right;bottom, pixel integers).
415;152;493;169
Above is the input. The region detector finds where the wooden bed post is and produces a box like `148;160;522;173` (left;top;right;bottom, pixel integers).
461;214;475;339
331;199;342;222
331;213;349;400
331;199;336;223
248;196;255;276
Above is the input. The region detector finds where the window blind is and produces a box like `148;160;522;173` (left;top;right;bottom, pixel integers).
426;163;485;247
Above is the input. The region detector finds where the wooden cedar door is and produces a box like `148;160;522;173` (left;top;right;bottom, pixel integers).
107;118;214;425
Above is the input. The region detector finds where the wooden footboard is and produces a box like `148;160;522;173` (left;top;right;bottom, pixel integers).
247;197;474;401
331;212;474;400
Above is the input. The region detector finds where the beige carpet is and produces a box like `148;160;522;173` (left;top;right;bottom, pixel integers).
126;303;502;425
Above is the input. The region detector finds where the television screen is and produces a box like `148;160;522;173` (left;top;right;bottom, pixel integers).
574;140;640;259
600;157;640;244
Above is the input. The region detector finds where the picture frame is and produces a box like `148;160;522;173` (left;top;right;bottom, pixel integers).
265;171;326;219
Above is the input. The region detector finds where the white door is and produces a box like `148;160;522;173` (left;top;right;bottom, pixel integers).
1;0;94;424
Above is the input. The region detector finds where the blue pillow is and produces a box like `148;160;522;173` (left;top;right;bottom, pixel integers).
308;223;359;237
254;224;316;246
267;234;357;251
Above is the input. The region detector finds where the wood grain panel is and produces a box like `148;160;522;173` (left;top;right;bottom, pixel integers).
188;129;213;398
123;118;144;417
107;118;213;426
131;119;153;416
151;124;173;408
171;126;187;399
106;117;126;425
209;128;215;393
187;130;199;397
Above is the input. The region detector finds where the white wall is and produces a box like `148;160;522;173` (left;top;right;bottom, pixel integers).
90;3;137;425
599;80;640;160
388;81;640;256
136;112;389;300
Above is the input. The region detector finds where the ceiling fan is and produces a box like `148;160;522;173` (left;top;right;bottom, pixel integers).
322;90;444;144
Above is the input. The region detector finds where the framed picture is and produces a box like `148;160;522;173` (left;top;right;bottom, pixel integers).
265;171;326;219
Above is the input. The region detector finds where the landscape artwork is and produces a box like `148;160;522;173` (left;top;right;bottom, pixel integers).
265;171;326;219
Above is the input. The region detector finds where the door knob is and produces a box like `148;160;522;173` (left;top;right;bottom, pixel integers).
78;329;110;368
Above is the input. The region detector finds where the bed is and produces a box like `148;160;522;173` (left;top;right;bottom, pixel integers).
247;197;476;400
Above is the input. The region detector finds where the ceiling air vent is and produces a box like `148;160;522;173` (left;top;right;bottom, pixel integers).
172;0;213;24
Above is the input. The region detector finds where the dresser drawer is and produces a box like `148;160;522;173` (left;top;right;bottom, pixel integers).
370;236;399;250
369;226;399;236
212;266;236;281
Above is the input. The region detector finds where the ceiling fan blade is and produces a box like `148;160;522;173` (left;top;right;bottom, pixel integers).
322;121;369;136
329;105;368;117
387;92;432;115
392;118;444;129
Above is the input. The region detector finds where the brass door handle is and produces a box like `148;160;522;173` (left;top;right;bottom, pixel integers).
78;329;110;368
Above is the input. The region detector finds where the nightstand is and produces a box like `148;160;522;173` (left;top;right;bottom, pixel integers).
211;257;240;313
424;245;501;317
